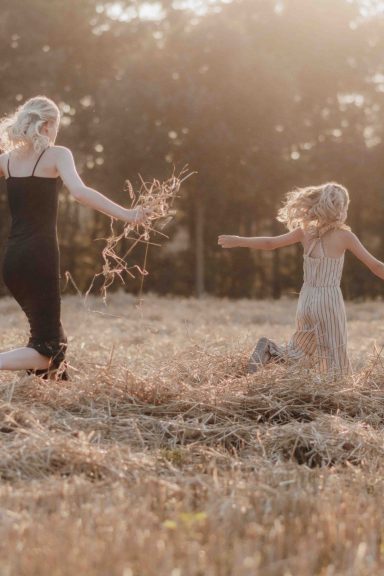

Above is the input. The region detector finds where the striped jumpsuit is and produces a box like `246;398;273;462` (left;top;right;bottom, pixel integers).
266;235;351;375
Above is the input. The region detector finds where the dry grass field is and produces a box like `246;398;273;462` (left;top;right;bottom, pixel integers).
1;293;384;576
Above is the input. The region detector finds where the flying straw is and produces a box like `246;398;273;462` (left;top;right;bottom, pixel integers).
83;167;194;304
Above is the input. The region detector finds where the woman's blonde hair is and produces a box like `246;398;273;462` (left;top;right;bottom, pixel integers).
0;96;60;153
277;182;350;237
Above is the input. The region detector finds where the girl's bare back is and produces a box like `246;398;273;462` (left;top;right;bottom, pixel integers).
302;229;352;259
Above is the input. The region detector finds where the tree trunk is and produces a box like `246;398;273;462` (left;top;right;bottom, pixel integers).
271;220;281;299
195;195;205;298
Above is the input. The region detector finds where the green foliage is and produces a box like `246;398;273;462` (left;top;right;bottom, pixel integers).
1;0;384;298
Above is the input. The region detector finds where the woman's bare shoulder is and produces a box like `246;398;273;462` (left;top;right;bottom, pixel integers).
50;145;73;158
0;151;9;177
48;146;75;173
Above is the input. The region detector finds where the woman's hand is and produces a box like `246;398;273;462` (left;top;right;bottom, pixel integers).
125;206;152;225
218;235;243;248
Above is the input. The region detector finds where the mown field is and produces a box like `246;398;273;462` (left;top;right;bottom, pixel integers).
0;293;384;576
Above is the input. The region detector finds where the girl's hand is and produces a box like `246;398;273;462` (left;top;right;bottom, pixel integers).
218;235;243;248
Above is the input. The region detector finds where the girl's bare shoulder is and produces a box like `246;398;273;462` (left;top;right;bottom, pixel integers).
333;228;354;244
323;228;355;254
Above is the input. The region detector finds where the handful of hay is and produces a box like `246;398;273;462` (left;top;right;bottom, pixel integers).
85;168;193;302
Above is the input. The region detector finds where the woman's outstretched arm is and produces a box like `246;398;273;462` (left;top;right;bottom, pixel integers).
218;228;303;250
55;146;147;224
345;231;384;280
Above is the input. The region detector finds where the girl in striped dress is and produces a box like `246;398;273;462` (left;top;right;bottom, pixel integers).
218;182;384;376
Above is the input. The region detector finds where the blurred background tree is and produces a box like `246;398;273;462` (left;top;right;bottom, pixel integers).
0;0;383;299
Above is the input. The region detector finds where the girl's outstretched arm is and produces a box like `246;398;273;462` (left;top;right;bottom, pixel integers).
218;228;303;250
55;146;148;224
346;232;384;280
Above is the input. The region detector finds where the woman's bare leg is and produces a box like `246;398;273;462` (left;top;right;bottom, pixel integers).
0;347;50;371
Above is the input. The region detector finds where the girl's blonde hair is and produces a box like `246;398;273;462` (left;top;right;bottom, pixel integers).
0;96;60;153
277;182;350;237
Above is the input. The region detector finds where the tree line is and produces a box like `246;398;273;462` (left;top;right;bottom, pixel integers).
1;0;384;299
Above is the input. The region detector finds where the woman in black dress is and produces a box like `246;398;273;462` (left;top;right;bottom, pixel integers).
0;96;147;380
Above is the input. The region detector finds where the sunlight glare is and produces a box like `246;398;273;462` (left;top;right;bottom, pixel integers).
104;2;166;22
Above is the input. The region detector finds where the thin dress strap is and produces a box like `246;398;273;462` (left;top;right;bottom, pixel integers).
306;237;321;257
318;235;326;257
7;153;11;178
31;148;47;176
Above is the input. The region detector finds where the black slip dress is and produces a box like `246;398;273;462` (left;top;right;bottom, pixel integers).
2;148;68;380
